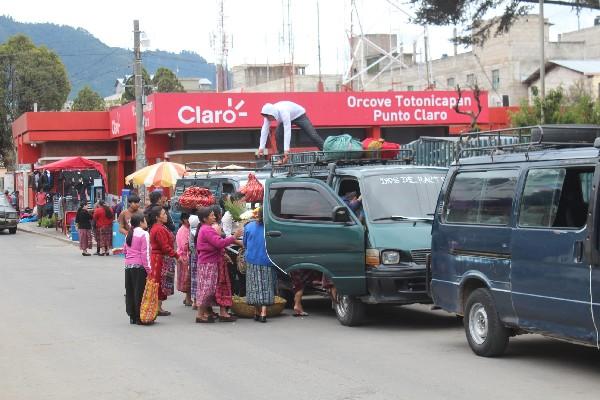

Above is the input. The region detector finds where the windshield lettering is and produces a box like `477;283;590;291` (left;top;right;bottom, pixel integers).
379;175;444;185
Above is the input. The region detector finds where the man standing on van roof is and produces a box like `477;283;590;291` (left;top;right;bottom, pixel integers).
257;101;324;163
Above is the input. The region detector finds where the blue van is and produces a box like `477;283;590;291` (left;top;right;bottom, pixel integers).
430;125;600;357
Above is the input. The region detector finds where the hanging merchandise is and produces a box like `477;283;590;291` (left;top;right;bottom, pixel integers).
178;187;215;209
240;173;264;203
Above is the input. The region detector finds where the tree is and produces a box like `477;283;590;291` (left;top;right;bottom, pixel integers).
120;68;153;104
152;67;185;93
72;85;105;111
510;85;600;126
0;35;70;169
409;1;600;46
454;84;483;132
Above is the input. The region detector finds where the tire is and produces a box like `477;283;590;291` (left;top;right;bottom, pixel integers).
8;227;17;234
335;294;366;326
464;288;509;357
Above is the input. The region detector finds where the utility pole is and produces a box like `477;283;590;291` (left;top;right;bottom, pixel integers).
133;20;146;201
316;0;324;91
539;1;545;123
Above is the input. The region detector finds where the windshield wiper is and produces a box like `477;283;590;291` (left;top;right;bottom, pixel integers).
373;215;433;222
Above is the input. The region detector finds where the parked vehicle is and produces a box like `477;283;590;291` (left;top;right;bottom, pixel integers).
263;151;447;326
429;125;600;357
0;194;19;234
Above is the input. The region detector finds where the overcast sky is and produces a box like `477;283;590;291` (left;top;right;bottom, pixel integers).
2;0;599;75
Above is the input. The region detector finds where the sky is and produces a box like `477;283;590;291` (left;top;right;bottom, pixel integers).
1;0;599;76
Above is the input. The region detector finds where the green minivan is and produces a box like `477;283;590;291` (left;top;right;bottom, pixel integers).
263;155;447;326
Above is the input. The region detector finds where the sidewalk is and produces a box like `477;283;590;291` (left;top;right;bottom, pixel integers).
18;222;76;245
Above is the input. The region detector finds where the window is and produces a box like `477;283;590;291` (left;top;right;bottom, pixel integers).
447;77;455;88
492;69;500;90
519;167;593;229
270;187;335;222
444;170;519;225
466;73;475;86
407;85;414;91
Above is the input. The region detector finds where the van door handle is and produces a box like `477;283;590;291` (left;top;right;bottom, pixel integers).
266;231;282;238
574;241;583;263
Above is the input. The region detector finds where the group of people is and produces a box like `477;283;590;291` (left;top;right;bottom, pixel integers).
120;190;278;325
75;199;116;256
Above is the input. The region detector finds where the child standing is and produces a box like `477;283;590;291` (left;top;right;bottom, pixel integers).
123;212;150;325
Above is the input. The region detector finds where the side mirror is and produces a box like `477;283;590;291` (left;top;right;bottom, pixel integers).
332;206;351;223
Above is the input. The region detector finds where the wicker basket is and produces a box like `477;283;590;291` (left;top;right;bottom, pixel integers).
232;296;286;318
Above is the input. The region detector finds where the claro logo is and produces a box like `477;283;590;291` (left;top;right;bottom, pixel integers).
178;98;248;125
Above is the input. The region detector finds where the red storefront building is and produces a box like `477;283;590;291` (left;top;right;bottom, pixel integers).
12;91;511;203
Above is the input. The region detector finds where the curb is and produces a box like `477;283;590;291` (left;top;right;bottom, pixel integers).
18;224;77;245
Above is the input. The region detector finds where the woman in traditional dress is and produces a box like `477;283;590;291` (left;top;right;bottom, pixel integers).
176;213;192;306
75;202;93;256
92;200;114;256
210;205;235;314
149;206;180;317
243;208;277;323
123;212;150;325
189;214;200;309
195;207;241;323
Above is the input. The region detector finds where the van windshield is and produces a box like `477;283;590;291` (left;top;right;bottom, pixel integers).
363;173;445;222
174;180;219;196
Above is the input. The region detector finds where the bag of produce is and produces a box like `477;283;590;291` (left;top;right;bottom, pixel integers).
323;134;363;160
240;173;264;203
178;187;215;209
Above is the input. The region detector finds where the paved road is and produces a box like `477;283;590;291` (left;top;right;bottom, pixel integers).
2;230;600;400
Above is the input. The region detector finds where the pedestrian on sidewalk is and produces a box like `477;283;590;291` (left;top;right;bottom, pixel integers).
123;212;150;325
149;206;180;317
243;208;276;323
118;194;141;235
145;190;176;233
189;214;200;309
176;213;192;307
210;205;235;316
195;207;241;323
93;200;114;256
257;101;324;164
75;202;93;256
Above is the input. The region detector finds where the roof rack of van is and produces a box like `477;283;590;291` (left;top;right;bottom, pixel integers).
270;149;414;177
185;160;271;178
455;125;600;162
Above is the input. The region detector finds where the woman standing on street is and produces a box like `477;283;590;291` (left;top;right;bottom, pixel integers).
93;200;114;256
75;202;93;256
123;212;150;325
243;208;276;323
149;206;180;317
189;214;200;309
195;207;241;323
176;213;192;307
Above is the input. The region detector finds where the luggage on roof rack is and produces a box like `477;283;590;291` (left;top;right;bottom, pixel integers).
530;125;600;144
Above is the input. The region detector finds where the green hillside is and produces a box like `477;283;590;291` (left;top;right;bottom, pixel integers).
0;15;216;98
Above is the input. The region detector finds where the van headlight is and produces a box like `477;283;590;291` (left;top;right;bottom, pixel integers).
381;250;401;265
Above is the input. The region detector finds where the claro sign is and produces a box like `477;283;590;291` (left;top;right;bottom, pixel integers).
109;91;489;137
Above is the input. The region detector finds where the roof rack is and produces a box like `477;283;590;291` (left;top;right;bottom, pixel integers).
184;160;271;178
455;125;600;162
270;149;414;177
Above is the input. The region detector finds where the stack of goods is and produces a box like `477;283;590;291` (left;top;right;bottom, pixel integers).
240;173;264;203
362;138;401;160
323;134;363;160
178;187;215;210
231;295;287;318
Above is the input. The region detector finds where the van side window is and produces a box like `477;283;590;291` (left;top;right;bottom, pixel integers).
269;188;334;222
444;170;518;225
519;167;593;229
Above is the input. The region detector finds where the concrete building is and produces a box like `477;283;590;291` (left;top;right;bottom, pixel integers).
231;63;308;91
524;60;600;100
360;15;600;106
179;77;213;93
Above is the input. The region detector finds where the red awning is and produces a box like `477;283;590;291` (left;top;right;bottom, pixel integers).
36;156;108;189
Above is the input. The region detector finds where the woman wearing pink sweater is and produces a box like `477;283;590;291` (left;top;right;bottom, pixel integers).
123;213;150;325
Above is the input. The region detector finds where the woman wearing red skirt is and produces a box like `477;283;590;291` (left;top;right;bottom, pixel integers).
148;206;180;317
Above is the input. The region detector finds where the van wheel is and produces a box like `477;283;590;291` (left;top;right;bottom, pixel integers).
464;288;509;357
335;294;366;326
8;228;17;234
